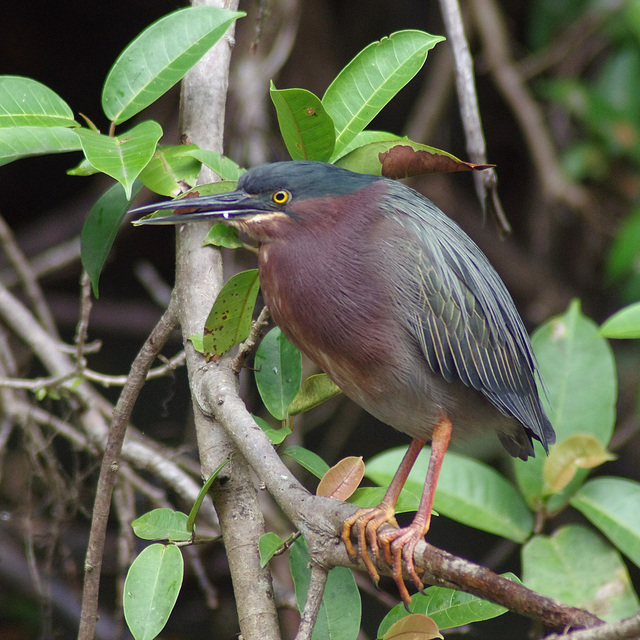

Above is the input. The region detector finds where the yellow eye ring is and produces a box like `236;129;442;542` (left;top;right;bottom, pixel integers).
272;190;290;205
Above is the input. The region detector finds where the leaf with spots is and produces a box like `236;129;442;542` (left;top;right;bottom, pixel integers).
203;269;260;361
270;82;335;162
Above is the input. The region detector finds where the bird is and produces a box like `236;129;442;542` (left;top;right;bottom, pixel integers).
132;160;555;604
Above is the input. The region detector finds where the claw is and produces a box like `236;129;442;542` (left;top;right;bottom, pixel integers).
339;420;451;605
379;524;426;604
340;503;399;584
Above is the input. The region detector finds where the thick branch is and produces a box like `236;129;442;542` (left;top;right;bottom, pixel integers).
190;360;603;632
175;2;280;638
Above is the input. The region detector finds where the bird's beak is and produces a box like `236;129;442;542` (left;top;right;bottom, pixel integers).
131;189;263;226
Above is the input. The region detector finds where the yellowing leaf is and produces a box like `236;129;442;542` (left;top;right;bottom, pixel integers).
288;373;342;416
544;434;616;494
316;456;365;501
383;613;443;640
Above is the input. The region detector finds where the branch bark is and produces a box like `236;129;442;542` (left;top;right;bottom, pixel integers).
174;1;280;638
189;357;604;633
78;295;179;640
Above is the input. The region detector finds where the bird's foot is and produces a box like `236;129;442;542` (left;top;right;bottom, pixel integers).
341;504;399;584
378;524;426;605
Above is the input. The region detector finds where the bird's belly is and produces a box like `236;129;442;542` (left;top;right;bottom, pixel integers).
260;248;522;447
269;293;519;445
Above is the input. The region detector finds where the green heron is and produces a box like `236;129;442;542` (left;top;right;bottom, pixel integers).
133;160;555;603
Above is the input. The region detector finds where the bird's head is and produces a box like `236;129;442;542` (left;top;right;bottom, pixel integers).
132;161;381;241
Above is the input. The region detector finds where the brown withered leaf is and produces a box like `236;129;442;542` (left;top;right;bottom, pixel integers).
379;144;494;179
316;456;365;501
383;614;443;640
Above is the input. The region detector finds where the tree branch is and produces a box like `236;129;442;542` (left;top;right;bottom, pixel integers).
469;0;589;211
294;563;328;640
438;0;511;235
78;295;179;640
174;2;281;638
189;357;605;632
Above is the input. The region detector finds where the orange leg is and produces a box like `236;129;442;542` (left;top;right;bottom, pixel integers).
341;436;426;583
378;416;453;604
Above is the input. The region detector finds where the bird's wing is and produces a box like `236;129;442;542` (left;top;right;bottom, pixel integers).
383;196;553;447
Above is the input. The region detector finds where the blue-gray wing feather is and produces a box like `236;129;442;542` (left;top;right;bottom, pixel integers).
383;184;555;452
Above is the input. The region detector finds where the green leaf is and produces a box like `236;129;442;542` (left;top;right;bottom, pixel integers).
138;144;201;196
378;574;518;637
67;157;99;176
0;126;81;166
270;83;335;161
323;30;444;160
282;446;330;480
259;532;285;567
132;508;191;542
290;537;361;640
76;121;163;199
570;477;640;569
203;223;244;249
516;300;617;511
81;181;143;297
189;332;204;353
605;206;640;284
186;149;245;181
187;458;230;533
366;447;534;542
600;302;640;339
123;543;184;640
288;373;342;416
203;269;260;360
330;129;401;162
103;6;245;124
522;525;638;621
253;415;292;445
254;327;302;420
0;76;78;127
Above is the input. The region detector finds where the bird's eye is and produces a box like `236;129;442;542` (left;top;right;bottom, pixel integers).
272;190;290;205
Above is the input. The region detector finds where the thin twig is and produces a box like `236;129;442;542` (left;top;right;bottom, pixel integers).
134;260;173;308
438;0;511;235
294;563;329;640
544;612;640;640
233;305;270;373
0;236;81;287
469;0;589;211
78;295;179;640
0;212;59;336
83;351;186;387
0;350;185;390
75;272;94;369
517;3;622;80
